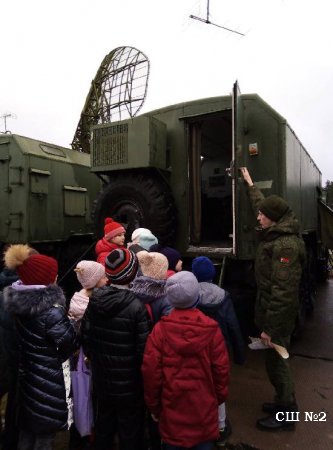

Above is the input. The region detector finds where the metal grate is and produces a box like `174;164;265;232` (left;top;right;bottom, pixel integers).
72;46;149;154
92;124;128;166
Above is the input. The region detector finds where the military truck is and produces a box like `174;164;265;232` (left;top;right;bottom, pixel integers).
0;133;101;284
90;82;333;334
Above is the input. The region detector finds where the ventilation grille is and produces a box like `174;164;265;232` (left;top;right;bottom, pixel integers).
92;124;128;166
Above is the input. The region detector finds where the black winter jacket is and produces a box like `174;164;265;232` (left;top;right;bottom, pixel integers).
82;285;150;405
3;283;78;434
0;269;19;394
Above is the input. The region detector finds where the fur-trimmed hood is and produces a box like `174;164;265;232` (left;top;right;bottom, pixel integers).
4;283;66;317
130;275;166;304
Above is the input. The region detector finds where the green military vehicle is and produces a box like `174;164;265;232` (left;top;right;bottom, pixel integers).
0;134;101;282
90;82;333;334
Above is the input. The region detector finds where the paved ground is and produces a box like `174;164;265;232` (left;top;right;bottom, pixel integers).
225;278;333;450
52;279;333;450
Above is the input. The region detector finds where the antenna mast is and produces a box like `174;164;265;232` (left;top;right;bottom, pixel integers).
0;112;16;133
190;0;245;36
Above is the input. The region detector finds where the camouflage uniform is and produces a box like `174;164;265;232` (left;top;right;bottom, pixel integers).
248;185;306;404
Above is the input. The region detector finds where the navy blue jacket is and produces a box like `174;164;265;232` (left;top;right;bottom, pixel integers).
0;269;19;394
3;283;78;434
197;282;246;365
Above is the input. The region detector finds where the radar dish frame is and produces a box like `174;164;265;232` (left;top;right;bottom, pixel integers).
72;46;150;153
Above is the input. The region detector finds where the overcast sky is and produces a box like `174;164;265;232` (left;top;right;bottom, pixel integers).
1;0;333;183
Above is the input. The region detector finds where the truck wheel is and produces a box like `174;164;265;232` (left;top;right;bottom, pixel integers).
92;173;177;245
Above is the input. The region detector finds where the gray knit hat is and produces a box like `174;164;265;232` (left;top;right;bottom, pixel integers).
259;195;289;222
166;271;199;309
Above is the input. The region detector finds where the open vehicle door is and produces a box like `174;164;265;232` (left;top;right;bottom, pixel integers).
230;80;244;256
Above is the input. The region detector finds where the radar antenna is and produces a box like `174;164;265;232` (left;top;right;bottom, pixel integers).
0;112;16;134
190;0;245;36
71;46;150;153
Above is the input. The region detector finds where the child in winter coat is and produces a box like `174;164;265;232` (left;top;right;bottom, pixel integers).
82;248;150;450
192;256;246;446
68;260;107;448
95;217;126;265
3;244;78;450
142;271;230;450
128;227;158;251
149;244;183;278
131;251;172;324
131;251;172;450
69;260;107;325
0;267;19;450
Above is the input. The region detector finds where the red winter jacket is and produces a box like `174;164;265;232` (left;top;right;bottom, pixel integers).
95;238;125;265
142;308;230;448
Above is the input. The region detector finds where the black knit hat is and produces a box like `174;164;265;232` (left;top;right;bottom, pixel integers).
149;244;181;271
105;249;138;285
259;195;289;222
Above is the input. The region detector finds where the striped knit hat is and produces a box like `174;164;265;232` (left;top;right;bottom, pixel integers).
105;248;138;285
104;217;125;241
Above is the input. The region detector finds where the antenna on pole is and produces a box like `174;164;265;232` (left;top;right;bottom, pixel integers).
190;0;245;36
0;112;16;134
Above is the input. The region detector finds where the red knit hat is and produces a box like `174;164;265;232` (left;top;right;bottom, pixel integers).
19;254;58;286
4;244;58;286
104;217;125;241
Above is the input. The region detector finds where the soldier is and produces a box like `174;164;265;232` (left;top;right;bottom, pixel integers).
241;167;306;431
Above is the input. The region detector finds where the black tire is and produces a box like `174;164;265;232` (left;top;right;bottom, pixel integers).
92;172;177;245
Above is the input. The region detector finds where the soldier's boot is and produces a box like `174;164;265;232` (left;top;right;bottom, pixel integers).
257;402;298;431
262;395;298;414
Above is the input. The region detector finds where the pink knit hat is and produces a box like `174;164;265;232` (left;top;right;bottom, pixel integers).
104;218;125;240
74;260;105;289
137;252;168;280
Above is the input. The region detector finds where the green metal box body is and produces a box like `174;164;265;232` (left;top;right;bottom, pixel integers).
0;134;101;245
91;93;322;261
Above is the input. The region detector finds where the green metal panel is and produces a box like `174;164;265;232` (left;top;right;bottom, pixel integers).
30;168;51;194
91;116;166;172
0;139;11;241
63;186;87;217
0;134;101;245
